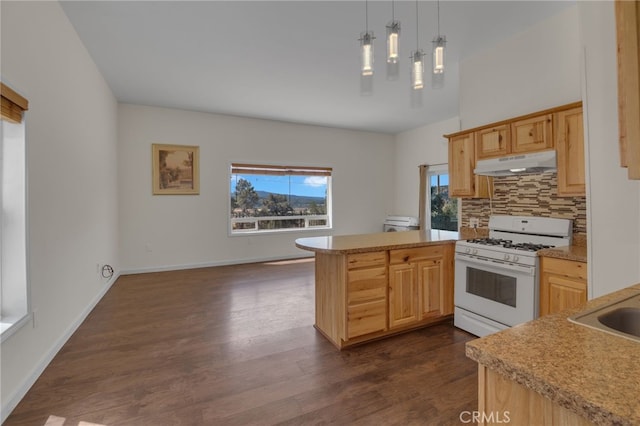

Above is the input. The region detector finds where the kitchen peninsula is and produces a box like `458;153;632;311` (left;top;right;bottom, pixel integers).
295;230;458;349
466;283;640;425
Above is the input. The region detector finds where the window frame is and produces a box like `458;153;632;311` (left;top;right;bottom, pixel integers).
228;162;333;236
1;82;30;341
426;165;459;232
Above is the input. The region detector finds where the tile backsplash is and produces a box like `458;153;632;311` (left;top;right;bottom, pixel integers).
461;173;587;235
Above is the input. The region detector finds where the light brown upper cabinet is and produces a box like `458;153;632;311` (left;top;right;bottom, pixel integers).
447;132;491;198
511;114;554;154
476;125;510;159
615;0;640;179
446;102;583;200
555;107;585;196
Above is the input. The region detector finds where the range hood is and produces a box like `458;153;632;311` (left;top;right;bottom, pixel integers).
474;150;557;177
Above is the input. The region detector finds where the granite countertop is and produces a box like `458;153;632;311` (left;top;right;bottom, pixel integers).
466;283;640;425
295;230;459;254
538;244;588;262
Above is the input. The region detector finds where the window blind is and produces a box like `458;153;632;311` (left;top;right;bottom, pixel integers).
1;83;29;124
231;163;332;177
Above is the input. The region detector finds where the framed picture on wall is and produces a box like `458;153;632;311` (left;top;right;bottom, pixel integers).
152;143;200;195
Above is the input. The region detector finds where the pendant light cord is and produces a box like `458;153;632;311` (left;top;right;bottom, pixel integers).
365;0;369;32
392;0;395;22
437;0;441;37
415;0;419;49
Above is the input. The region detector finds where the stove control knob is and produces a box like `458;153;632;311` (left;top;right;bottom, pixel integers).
472;249;478;255
513;256;519;262
465;248;471;254
504;254;511;261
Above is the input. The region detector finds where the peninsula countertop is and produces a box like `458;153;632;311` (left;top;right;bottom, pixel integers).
295;230;459;254
466;283;640;425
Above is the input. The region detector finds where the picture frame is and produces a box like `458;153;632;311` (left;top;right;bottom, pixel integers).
152;143;200;195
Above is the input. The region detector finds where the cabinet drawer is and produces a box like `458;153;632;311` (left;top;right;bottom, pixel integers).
390;245;445;264
347;251;387;270
347;300;387;338
541;257;587;281
347;267;387;304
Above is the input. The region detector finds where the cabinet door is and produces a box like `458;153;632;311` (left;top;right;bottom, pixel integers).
556;107;586;196
418;259;443;319
476;125;510;159
448;133;476;197
544;274;587;316
540;257;587;316
388;263;419;329
448;133;491;198
615;0;640;179
511;114;553;154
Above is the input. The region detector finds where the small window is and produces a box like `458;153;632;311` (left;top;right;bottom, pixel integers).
229;163;332;234
429;171;458;231
1;82;29;340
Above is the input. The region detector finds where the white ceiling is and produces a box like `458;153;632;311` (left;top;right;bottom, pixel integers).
60;1;574;134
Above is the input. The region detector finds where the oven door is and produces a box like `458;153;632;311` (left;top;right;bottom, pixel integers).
454;253;538;327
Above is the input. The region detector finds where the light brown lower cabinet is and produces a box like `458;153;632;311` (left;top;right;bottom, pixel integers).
477;365;591;425
540;257;588;317
314;243;454;349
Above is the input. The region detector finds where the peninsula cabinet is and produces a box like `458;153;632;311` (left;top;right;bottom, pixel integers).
539;257;587;316
346;251;388;339
388;245;453;329
555;107;586;196
478;366;592;426
448;132;491;198
308;242;455;349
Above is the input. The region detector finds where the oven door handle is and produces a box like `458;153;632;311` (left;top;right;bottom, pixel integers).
455;253;535;276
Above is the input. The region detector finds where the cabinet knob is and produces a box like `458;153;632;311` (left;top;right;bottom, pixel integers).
403;256;410;262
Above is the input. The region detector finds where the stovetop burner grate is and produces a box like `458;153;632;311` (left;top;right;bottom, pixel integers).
464;238;554;252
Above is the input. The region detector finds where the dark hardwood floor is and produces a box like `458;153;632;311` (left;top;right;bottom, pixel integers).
5;258;478;426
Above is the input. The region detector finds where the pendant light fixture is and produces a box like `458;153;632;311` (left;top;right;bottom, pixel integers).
359;0;375;77
410;0;424;91
359;0;375;95
432;0;446;89
386;1;400;80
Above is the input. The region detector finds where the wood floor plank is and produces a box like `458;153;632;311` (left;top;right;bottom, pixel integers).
5;259;477;426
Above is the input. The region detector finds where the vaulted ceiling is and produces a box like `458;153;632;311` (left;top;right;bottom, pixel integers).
61;1;574;134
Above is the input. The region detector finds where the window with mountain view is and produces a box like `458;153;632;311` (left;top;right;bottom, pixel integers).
430;173;458;231
229;163;332;234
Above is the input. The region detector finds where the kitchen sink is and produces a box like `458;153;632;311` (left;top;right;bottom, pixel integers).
569;292;640;342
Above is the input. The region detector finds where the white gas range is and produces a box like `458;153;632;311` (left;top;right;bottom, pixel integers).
454;215;572;337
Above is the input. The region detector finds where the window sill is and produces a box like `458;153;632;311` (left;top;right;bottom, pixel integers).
1;313;31;343
229;226;332;237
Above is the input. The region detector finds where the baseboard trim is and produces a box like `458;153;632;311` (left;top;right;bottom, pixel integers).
1;272;121;424
120;254;313;275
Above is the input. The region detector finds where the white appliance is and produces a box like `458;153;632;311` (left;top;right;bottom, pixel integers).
383;216;419;232
454;215;572;337
474;150;557;177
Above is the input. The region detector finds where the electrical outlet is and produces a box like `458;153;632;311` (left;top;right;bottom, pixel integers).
470;218;479;228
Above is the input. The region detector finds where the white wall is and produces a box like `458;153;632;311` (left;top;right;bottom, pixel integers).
578;2;640;297
118;104;395;272
459;5;581;128
0;1;119;420
394;117;460;218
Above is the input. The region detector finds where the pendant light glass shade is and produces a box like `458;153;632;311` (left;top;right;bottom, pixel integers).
386;21;400;64
360;31;375;76
432;36;446;74
411;50;425;90
431;36;445;89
